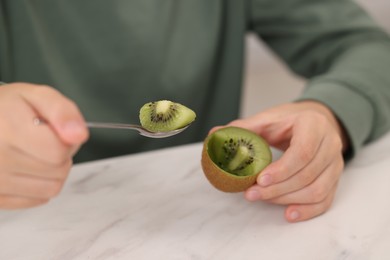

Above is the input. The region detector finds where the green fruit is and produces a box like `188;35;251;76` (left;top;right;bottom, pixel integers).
201;126;272;192
139;100;196;132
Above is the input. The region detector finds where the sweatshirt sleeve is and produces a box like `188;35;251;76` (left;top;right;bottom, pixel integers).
248;0;390;159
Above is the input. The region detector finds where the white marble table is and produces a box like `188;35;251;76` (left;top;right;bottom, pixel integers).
1;133;390;260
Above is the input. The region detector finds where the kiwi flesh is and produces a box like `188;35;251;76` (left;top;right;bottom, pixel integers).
201;126;272;192
139;100;196;132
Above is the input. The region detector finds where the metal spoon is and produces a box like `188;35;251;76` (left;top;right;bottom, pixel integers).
33;116;190;139
84;121;190;138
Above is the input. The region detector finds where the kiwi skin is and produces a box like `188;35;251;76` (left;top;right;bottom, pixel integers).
201;127;272;193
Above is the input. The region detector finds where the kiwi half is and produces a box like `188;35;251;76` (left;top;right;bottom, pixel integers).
201;126;272;192
139;100;196;132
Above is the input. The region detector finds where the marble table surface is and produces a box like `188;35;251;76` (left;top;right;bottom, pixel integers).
1;133;390;260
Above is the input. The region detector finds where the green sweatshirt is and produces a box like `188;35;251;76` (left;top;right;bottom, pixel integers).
1;0;390;162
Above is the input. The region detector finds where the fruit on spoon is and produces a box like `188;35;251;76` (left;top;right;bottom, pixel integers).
201;126;272;192
139;100;196;132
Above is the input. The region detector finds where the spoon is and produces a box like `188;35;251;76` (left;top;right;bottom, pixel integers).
33;118;190;139
84;121;190;138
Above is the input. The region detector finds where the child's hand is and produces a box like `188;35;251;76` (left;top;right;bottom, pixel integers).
229;101;348;222
0;83;89;209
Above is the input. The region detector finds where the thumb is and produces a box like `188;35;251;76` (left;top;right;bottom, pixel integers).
21;85;89;145
227;114;266;135
227;113;291;150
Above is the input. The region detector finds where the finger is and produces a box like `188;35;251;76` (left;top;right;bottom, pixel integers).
20;84;89;145
251;135;338;200
265;158;343;205
227;117;260;130
208;125;224;135
284;184;338;223
0;145;73;180
0;194;49;209
226;114;293;149
3;111;77;165
257;114;326;186
0;87;82;165
0;173;66;199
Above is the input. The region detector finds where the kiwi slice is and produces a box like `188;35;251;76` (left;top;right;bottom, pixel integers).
201;126;272;192
139;100;196;132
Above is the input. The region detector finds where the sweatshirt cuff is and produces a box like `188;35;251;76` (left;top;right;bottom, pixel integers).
296;81;374;160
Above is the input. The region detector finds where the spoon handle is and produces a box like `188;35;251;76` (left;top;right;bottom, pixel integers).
86;122;144;131
33;118;146;132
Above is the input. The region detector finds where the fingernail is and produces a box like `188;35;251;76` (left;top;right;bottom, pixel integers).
289;210;300;221
62;121;87;140
259;174;272;187
63;121;84;133
246;188;261;201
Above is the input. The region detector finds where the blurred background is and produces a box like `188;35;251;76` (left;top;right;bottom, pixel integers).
241;0;390;117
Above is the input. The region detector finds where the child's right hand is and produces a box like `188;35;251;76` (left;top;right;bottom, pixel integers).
0;82;89;209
